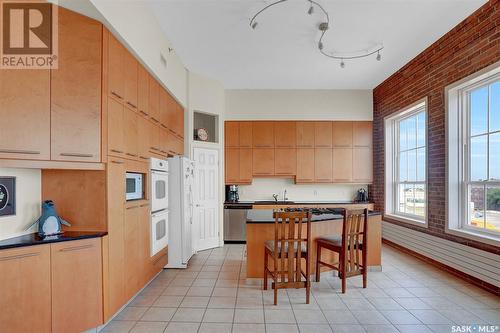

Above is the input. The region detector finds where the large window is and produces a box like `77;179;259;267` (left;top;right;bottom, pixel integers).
447;62;500;245
385;99;427;225
464;78;500;233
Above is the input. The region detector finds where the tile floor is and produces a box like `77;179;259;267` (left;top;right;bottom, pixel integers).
101;244;500;333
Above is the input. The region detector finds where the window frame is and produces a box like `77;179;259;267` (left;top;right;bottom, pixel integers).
384;98;428;227
446;60;500;246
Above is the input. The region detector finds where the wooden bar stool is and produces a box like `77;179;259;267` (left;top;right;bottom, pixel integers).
315;208;368;293
263;211;312;305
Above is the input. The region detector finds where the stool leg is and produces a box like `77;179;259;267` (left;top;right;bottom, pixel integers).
263;251;268;290
316;242;321;282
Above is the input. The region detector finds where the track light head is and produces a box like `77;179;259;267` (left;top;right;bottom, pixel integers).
251;21;258;29
318;41;323;50
340;59;345;68
376;51;381;61
308;4;314;15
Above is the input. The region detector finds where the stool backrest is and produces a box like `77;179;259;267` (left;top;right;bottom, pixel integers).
342;208;368;275
272;211;312;283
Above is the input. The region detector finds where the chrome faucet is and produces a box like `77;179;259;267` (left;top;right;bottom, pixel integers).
272;194;279;202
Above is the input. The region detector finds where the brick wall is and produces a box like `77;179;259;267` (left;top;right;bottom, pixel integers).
372;0;500;255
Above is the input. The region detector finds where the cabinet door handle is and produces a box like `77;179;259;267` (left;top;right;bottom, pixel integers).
139;156;149;160
161;124;168;129
0;149;40;155
140;110;149;116
110;149;124;154
151;117;160;123
127;101;137;109
140;203;149;208
168;128;176;135
126;205;139;210
59;244;93;252
168;150;176;155
111;160;124;164
111;91;123;99
160;150;167;154
0;252;39;261
150;146;159;151
126;153;138;157
60;152;93;158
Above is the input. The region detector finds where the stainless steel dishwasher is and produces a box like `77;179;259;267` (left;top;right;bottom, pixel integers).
223;204;250;243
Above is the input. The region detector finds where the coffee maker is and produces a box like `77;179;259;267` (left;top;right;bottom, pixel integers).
225;185;239;202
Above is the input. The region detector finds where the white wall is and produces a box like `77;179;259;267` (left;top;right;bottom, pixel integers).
225;89;373;120
0;169;41;240
238;179;365;202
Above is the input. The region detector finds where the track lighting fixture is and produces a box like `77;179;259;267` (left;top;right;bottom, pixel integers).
249;0;384;65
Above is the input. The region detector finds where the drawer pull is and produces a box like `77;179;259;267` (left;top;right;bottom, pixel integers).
127;101;137;109
140;203;149;208
111;91;123;99
151;117;160;123
150;146;159;151
0;149;40;155
139;156;149;160
60;152;93;158
59;244;93;252
126;205;139;210
111;160;124;164
161;124;168;129
139;110;149;116
110;149;124;154
126;153;138;157
0;252;39;261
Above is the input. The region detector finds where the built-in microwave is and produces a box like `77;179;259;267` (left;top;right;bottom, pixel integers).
126;172;144;201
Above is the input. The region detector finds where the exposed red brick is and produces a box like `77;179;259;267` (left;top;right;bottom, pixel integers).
372;0;500;255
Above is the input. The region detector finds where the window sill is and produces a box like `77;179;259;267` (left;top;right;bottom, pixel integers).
445;226;500;247
384;213;427;227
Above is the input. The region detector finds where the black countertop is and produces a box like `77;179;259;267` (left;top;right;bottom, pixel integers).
246;209;381;224
0;231;108;250
225;201;372;208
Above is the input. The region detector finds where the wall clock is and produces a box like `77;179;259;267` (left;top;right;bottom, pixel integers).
196;128;209;141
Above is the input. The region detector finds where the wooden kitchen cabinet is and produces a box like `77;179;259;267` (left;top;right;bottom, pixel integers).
314;148;333;182
225;122;239;147
0;69;50;160
239;148;253;183
239;122;253;147
0;245;51;333
253;148;275;176
124;204;142;299
51;8;101;163
174;103;185;138
51;238;103;333
138;65;150;118
353;148;373;182
106;157;126;316
275;121;296;148
123;51;138;110
296;148;315;183
314;122;333;148
252;121;275;148
137;117;151;160
332;148;353;181
124;107;139;159
108;97;125;157
332;121;353;147
296;122;315;148
148;121;161;155
107;33;125;101
225;148;240;184
149;76;160;124
138;203;152;285
159;88;170;130
353;121;373;147
275;148;297;175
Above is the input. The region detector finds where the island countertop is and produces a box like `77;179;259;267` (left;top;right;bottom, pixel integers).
246;209;382;223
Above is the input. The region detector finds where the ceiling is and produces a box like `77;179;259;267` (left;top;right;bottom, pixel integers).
148;0;487;89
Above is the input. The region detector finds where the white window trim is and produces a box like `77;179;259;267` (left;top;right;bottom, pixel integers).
446;60;500;247
384;97;428;227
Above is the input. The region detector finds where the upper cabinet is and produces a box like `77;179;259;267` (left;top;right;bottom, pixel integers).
332;121;353;147
225;122;239;148
314;122;332;148
0;69;50;160
252;122;274;148
148;76;160;124
51;8;102;163
123;51;138;110
353;121;373;147
107;34;125;101
239;122;253;148
275;121;296;148
296;122;315;148
137;66;149;118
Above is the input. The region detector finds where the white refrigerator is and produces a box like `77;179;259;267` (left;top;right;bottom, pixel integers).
165;156;196;268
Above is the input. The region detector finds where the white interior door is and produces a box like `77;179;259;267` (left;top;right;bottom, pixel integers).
193;147;220;251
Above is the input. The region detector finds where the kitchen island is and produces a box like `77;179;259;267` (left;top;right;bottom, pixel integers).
245;209;382;278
